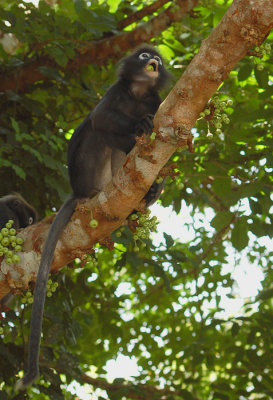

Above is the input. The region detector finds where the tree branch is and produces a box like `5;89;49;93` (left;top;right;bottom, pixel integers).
0;0;197;93
1;0;273;300
117;0;171;31
42;361;183;400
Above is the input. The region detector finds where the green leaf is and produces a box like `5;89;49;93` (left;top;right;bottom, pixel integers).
127;253;141;274
10;117;20;135
237;181;264;199
164;232;174;248
257;287;273;301
42;154;63;170
38;0;52;14
2;159;26;179
38;66;66;82
238;64;252;81
211;211;233;231
231;217;249;251
212;177;232;196
158;44;175;60
254;66;268;87
49;46;69;68
212;5;227;26
153;264;171;291
169;250;187;262
231;322;240;337
107;0;122;13
22;144;43;162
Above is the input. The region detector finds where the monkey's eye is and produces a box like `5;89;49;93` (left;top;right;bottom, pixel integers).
28;217;33;225
139;52;150;60
154;55;162;65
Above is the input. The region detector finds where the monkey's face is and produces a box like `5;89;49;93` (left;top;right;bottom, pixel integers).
119;46;169;90
8;195;37;228
138;51;162;80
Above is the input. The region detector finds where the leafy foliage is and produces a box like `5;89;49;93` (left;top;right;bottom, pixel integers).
0;0;273;399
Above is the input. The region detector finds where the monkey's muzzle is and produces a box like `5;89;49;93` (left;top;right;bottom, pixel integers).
145;59;159;78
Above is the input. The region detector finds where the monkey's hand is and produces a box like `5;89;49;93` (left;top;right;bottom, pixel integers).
135;114;154;136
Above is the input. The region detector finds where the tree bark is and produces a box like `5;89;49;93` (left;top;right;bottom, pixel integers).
1;0;273;300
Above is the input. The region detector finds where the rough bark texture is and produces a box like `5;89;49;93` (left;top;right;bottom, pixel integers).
154;0;273;133
0;0;197;93
1;0;273;300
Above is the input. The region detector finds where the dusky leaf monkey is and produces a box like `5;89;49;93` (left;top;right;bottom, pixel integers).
0;193;37;229
18;46;169;388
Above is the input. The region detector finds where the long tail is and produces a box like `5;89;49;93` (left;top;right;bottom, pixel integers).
16;196;77;389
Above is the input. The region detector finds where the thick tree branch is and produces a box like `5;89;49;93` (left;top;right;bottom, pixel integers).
43;361;182;400
1;0;273;300
0;0;197;93
117;0;171;31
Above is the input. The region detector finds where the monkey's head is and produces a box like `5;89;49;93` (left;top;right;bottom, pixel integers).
119;45;169;90
3;194;38;229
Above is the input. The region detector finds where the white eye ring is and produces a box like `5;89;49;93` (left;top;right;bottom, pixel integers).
154;55;162;65
28;216;33;225
139;52;150;60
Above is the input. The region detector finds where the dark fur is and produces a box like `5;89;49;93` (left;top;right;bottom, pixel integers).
0;194;37;230
18;46;169;388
